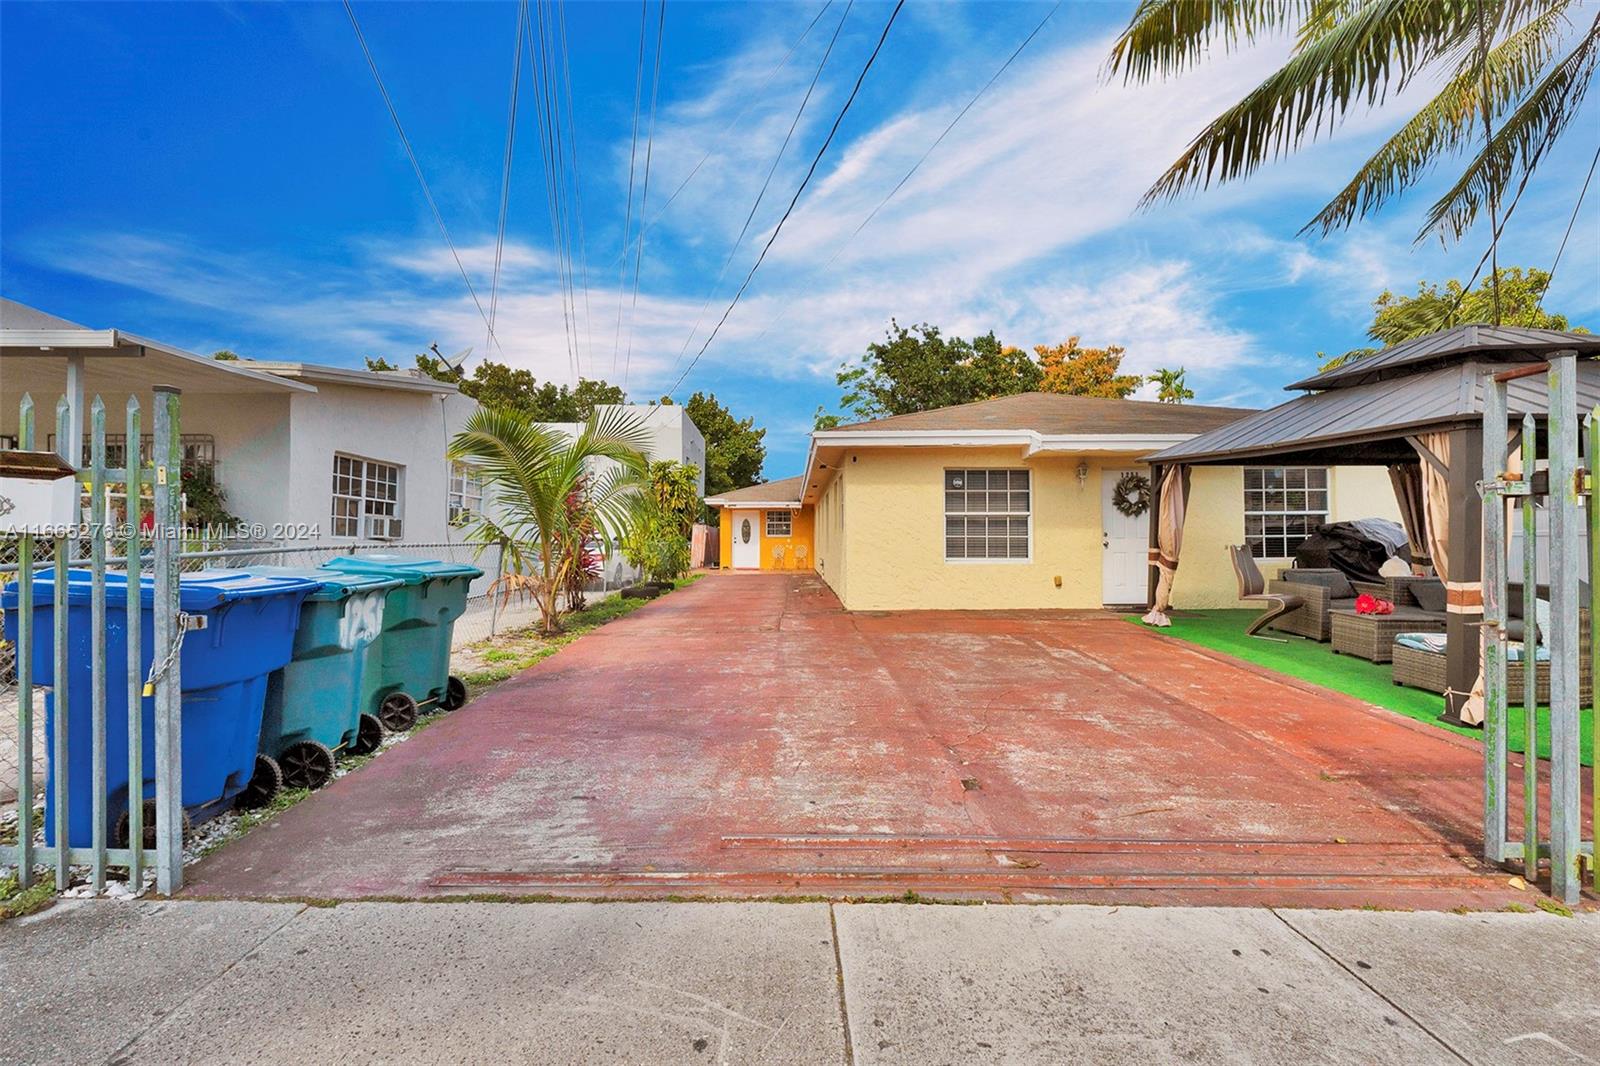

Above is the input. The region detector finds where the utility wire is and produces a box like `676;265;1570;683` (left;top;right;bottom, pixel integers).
669;0;907;396
612;0;650;375
487;0;528;354
605;1;836;274
623;0;668;392
534;0;581;380
556;0;595;373
666;1;853;380
342;0;502;354
749;1;1059;351
1549;143;1600;284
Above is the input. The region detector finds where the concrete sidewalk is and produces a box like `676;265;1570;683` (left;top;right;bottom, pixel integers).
3;901;1595;1065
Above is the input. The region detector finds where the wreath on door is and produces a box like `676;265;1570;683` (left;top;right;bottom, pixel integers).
1112;472;1151;518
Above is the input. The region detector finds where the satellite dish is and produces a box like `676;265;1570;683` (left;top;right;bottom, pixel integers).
428;343;474;371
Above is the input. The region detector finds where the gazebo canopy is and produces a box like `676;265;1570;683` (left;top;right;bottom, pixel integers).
1148;328;1600;468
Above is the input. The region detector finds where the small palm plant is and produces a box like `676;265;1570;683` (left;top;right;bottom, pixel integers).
449;406;650;635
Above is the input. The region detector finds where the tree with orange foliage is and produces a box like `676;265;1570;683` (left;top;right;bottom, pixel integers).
1034;338;1142;399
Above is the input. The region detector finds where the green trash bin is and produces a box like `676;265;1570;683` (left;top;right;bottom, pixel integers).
321;555;483;731
238;566;404;800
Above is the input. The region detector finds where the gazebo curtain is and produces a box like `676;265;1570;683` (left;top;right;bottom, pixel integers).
1387;463;1430;571
1412;433;1453;584
1141;465;1188;627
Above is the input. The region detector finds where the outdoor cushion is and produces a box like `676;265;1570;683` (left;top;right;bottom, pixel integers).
1410;580;1447;613
1394;631;1550;661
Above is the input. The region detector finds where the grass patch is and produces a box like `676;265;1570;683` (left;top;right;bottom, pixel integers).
0;872;57;922
1534;897;1574;917
1129;610;1593;766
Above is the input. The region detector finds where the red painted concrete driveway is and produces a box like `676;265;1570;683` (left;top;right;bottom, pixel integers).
187;574;1542;908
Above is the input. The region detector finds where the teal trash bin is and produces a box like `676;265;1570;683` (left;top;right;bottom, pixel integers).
237;566;404;801
320;555;483;731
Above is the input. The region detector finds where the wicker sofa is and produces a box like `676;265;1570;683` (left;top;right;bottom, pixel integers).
1391;591;1592;703
1266;568;1355;641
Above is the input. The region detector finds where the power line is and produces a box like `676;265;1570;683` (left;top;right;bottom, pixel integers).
748;2;1060;350
1550;143;1600;284
666;0;853;380
533;0;582;381
612;0;650;375
606;1;836;274
486;0;527;354
342;0;502;354
669;0;907;396
622;0;668;392
556;0;595;374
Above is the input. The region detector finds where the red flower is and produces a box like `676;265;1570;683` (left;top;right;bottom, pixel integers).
1355;593;1395;615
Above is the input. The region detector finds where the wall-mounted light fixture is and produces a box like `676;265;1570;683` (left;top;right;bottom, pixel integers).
1075;460;1089;486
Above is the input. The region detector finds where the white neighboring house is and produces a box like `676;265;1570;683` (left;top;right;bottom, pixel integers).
2;300;703;585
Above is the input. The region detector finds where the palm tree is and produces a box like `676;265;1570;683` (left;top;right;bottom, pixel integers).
1109;1;1600;248
449;406;651;635
1149;367;1195;404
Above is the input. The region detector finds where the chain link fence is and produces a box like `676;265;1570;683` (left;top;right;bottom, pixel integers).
2;533;632;806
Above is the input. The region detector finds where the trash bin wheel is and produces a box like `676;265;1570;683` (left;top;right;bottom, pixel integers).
112;799;191;850
281;741;336;791
236;754;284;810
441;675;468;711
348;712;385;756
378;691;419;732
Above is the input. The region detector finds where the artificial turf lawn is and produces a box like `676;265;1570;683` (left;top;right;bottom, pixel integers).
1126;609;1593;767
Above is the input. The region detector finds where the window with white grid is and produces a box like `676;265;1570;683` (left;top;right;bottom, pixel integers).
448;461;485;524
765;511;792;537
944;468;1030;561
1244;466;1328;559
332;453;404;540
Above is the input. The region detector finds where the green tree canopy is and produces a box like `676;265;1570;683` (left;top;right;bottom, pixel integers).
397;353;627;421
683;391;766;498
836;321;1042;420
211;349;239;361
1035;338;1143;399
1320;266;1587;370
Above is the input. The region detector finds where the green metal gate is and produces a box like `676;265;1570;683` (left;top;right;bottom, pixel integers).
1;387;186;895
1478;352;1595;906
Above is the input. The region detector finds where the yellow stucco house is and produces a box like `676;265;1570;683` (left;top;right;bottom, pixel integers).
707;392;1401;611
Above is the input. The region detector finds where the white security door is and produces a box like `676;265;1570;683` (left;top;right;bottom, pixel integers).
730;510;761;569
1101;469;1149;605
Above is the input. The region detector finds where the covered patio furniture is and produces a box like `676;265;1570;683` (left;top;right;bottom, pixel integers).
1391;594;1592;702
1145;324;1600;722
1266;569;1356;641
1330;607;1447;662
1227;544;1304;639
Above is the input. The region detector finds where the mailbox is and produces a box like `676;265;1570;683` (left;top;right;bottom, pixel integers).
0;450;80;533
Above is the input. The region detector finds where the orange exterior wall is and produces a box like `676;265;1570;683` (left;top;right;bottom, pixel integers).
717;506;815;570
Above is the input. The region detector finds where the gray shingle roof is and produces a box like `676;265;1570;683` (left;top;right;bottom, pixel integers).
707;475;805;505
1287;325;1600;391
826;392;1253;435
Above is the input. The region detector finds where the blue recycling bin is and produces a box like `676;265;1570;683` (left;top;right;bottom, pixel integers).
320;555;482;728
1;568;318;847
242;566;402;793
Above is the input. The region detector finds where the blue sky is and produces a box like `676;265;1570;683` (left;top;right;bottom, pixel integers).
3;1;1597;478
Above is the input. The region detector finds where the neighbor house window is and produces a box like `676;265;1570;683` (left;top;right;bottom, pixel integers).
1244;466;1328;558
944;468;1030;561
448;461;485;524
766;511;792;537
332;453;404;540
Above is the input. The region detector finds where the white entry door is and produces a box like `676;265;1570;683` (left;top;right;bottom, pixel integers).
1101;469;1149;605
730;510;761;569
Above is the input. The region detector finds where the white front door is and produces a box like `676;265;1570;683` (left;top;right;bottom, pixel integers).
1101;469;1149;605
730;509;761;569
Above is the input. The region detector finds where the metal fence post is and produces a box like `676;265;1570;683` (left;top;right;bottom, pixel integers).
152;385;184;895
1480;374;1508;864
13;395;37;888
1589;408;1599;894
125;397;144;888
90;397;108;891
52;397;71;890
1546;353;1581;904
1520;413;1539;879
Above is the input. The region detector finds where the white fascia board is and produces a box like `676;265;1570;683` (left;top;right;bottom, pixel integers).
0;328;124;350
1024;434;1193;456
120;335;320;393
810;429;1035;448
707;498;802;509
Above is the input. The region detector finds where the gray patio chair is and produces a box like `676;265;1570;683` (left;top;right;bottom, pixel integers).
1227;545;1305;642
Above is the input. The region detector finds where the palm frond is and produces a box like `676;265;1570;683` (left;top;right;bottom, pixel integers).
1107;0;1311;82
1304;3;1571;235
1141;0;1481;205
1419;10;1600;243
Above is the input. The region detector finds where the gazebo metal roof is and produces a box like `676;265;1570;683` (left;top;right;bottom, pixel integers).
1284;324;1600;391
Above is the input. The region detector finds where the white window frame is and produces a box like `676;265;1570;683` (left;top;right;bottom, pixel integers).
332;453;404;541
944;467;1032;563
448;461;485;525
765;510;792;537
1243;466;1329;559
